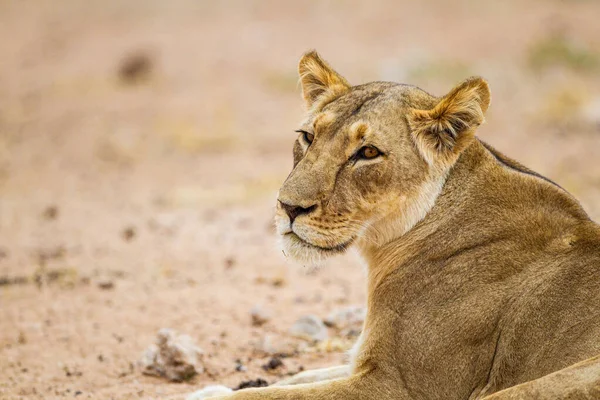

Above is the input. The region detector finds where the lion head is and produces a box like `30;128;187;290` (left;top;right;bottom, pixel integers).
275;51;491;264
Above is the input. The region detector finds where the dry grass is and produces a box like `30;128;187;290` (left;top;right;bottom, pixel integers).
528;33;599;73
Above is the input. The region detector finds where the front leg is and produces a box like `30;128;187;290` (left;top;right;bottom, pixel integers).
481;354;600;399
206;375;381;400
186;366;352;400
273;365;351;386
189;371;399;400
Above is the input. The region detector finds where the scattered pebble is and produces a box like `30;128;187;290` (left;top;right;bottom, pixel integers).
119;51;153;84
234;359;247;372
235;378;269;390
63;365;82;377
254;334;295;355
33;266;76;288
255;335;277;354
324;306;366;330
0;275;28;287
42;205;59;220
96;277;115;290
121;226;136;242
344;328;362;338
289;315;328;342
261;356;284;371
254;274;287;287
250;305;271;327
138;328;204;382
271;276;286;287
224;257;236;269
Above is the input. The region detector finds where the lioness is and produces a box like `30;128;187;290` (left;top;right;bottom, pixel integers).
191;52;600;399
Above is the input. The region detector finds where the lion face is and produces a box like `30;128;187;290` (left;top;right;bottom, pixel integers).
275;51;490;264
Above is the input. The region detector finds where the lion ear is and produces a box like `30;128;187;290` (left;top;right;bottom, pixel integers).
407;77;491;166
298;50;350;109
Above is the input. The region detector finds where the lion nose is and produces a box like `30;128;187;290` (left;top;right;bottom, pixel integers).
278;201;317;224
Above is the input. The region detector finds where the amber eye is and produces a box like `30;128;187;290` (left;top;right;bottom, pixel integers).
303;131;314;144
296;130;314;145
358;146;381;160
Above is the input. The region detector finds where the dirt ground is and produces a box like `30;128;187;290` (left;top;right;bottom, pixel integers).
1;1;600;399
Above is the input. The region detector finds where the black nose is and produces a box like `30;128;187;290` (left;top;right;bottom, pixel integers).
279;201;317;224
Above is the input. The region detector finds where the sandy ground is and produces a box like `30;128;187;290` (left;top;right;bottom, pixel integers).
1;1;600;399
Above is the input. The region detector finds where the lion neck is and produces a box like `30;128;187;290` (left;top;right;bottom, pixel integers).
356;169;449;253
356;140;489;290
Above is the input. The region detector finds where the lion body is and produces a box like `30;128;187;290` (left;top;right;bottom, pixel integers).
189;52;600;400
355;140;600;398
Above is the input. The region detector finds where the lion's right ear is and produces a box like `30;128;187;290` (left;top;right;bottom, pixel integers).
298;51;350;109
407;77;491;167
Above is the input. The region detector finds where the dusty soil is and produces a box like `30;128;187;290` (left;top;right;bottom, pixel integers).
1;1;600;399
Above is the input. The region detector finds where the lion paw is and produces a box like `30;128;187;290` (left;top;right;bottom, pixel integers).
186;385;233;400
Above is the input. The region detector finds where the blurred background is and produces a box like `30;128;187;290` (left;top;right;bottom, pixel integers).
1;0;599;399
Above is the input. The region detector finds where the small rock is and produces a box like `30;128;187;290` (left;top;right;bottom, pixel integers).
235;360;247;372
96;278;114;290
271;276;286;287
250;305;271;327
186;385;232;400
224;257;236;269
255;335;277;354
344;328;362;339
0;274;27;287
262;357;284;371
254;334;295;355
121;226;136;242
138;328;204;382
323;306;366;330
119;51;153;84
289;315;328;342
63;365;82;377
33;266;74;288
235;378;269;390
42;205;59;220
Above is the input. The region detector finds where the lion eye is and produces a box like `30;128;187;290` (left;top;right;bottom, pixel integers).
303;131;314;144
295;130;314;145
358;146;381;159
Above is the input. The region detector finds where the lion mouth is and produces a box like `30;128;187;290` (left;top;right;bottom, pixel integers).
284;231;355;253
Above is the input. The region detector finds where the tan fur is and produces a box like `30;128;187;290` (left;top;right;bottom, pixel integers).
200;52;600;399
299;50;350;109
407;77;490;167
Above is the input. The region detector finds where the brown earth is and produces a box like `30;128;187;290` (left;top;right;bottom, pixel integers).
1;1;600;399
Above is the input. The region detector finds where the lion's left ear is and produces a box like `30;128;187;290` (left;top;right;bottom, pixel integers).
298;51;350;109
407;77;491;166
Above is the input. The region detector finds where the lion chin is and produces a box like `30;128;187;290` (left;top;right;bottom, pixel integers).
277;231;353;266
